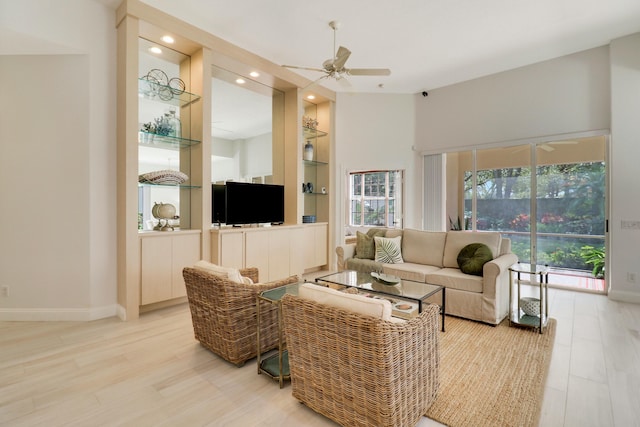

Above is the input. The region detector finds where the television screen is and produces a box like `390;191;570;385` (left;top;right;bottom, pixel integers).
213;182;285;225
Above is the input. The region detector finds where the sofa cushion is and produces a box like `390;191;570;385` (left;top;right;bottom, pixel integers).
298;282;393;321
354;230;385;259
457;243;493;276
401;229;447;267
383;262;442;283
385;229;403;238
442;232;502;268
374;236;404;264
426;268;484;293
193;260;252;284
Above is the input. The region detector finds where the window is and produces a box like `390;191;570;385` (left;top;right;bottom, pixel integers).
349;170;403;228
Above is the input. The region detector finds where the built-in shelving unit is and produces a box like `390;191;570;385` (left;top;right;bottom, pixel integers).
137;52;202;231
302;102;330;223
117;0;335;320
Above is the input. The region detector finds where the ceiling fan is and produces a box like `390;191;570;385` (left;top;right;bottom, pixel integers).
282;21;391;88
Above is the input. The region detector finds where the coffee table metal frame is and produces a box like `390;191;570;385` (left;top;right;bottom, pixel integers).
256;282;301;388
315;270;446;332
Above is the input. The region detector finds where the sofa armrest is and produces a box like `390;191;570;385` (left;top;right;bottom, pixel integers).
482;253;518;296
336;243;356;271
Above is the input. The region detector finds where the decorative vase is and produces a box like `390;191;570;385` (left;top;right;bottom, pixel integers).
152;202;177;231
303;140;314;161
167;108;181;138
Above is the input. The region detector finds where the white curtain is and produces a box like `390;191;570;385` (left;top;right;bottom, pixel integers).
423;154;446;231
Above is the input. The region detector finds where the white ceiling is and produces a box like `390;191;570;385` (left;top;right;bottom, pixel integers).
134;0;640;94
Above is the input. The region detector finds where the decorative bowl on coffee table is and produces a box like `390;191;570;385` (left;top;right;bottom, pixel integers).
371;272;401;285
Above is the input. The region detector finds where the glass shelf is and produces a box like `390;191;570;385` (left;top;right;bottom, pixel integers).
138;78;201;107
303;192;328;195
303;159;328;166
138;131;200;149
303;126;327;138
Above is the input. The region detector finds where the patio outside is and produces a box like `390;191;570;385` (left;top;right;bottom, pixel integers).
463;160;606;293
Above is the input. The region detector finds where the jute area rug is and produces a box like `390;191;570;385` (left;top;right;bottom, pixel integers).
425;316;556;427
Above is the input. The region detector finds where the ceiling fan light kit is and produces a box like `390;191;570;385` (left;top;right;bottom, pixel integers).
282;20;391;88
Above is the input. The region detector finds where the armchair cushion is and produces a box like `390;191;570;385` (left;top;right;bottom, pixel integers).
193;260;252;284
298;282;393;320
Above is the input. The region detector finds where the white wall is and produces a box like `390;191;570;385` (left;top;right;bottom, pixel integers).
609;33;640;302
334;93;421;258
211;132;272;182
415;46;610;152
0;0;117;320
244;132;272;180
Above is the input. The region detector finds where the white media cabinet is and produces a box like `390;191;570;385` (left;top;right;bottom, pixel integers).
211;223;328;282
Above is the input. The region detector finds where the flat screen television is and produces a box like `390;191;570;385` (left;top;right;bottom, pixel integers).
212;184;226;224
212;182;285;225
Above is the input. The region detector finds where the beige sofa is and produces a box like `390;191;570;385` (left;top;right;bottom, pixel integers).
336;228;518;325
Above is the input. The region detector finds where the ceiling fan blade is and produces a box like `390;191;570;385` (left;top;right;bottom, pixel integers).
282;64;326;73
336;75;352;88
333;46;351;69
347;68;391;76
302;75;329;91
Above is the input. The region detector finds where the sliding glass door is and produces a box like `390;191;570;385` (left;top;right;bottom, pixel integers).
533;138;606;291
445;136;607;293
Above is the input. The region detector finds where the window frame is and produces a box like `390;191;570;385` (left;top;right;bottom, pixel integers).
347;169;404;229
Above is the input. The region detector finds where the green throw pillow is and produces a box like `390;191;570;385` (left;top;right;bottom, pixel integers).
354;229;385;259
374;236;404;264
457;243;493;276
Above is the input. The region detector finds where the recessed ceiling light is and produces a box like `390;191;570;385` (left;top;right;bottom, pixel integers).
149;46;162;54
307;95;316;100
161;35;175;44
236;78;246;84
249;71;260;78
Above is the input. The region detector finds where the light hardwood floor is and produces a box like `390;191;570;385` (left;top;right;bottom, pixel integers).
1;286;639;427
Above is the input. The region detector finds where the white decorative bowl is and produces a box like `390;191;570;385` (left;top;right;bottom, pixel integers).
371;271;401;285
138;169;188;185
520;297;540;317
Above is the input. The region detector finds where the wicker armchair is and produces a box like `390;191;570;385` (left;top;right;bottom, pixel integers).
282;294;440;427
182;267;298;366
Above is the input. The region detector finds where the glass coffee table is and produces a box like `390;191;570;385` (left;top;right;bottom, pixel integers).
316;270;446;331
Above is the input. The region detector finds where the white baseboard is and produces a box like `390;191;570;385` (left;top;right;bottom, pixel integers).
0;304;119;321
608;289;640;304
116;304;127;321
